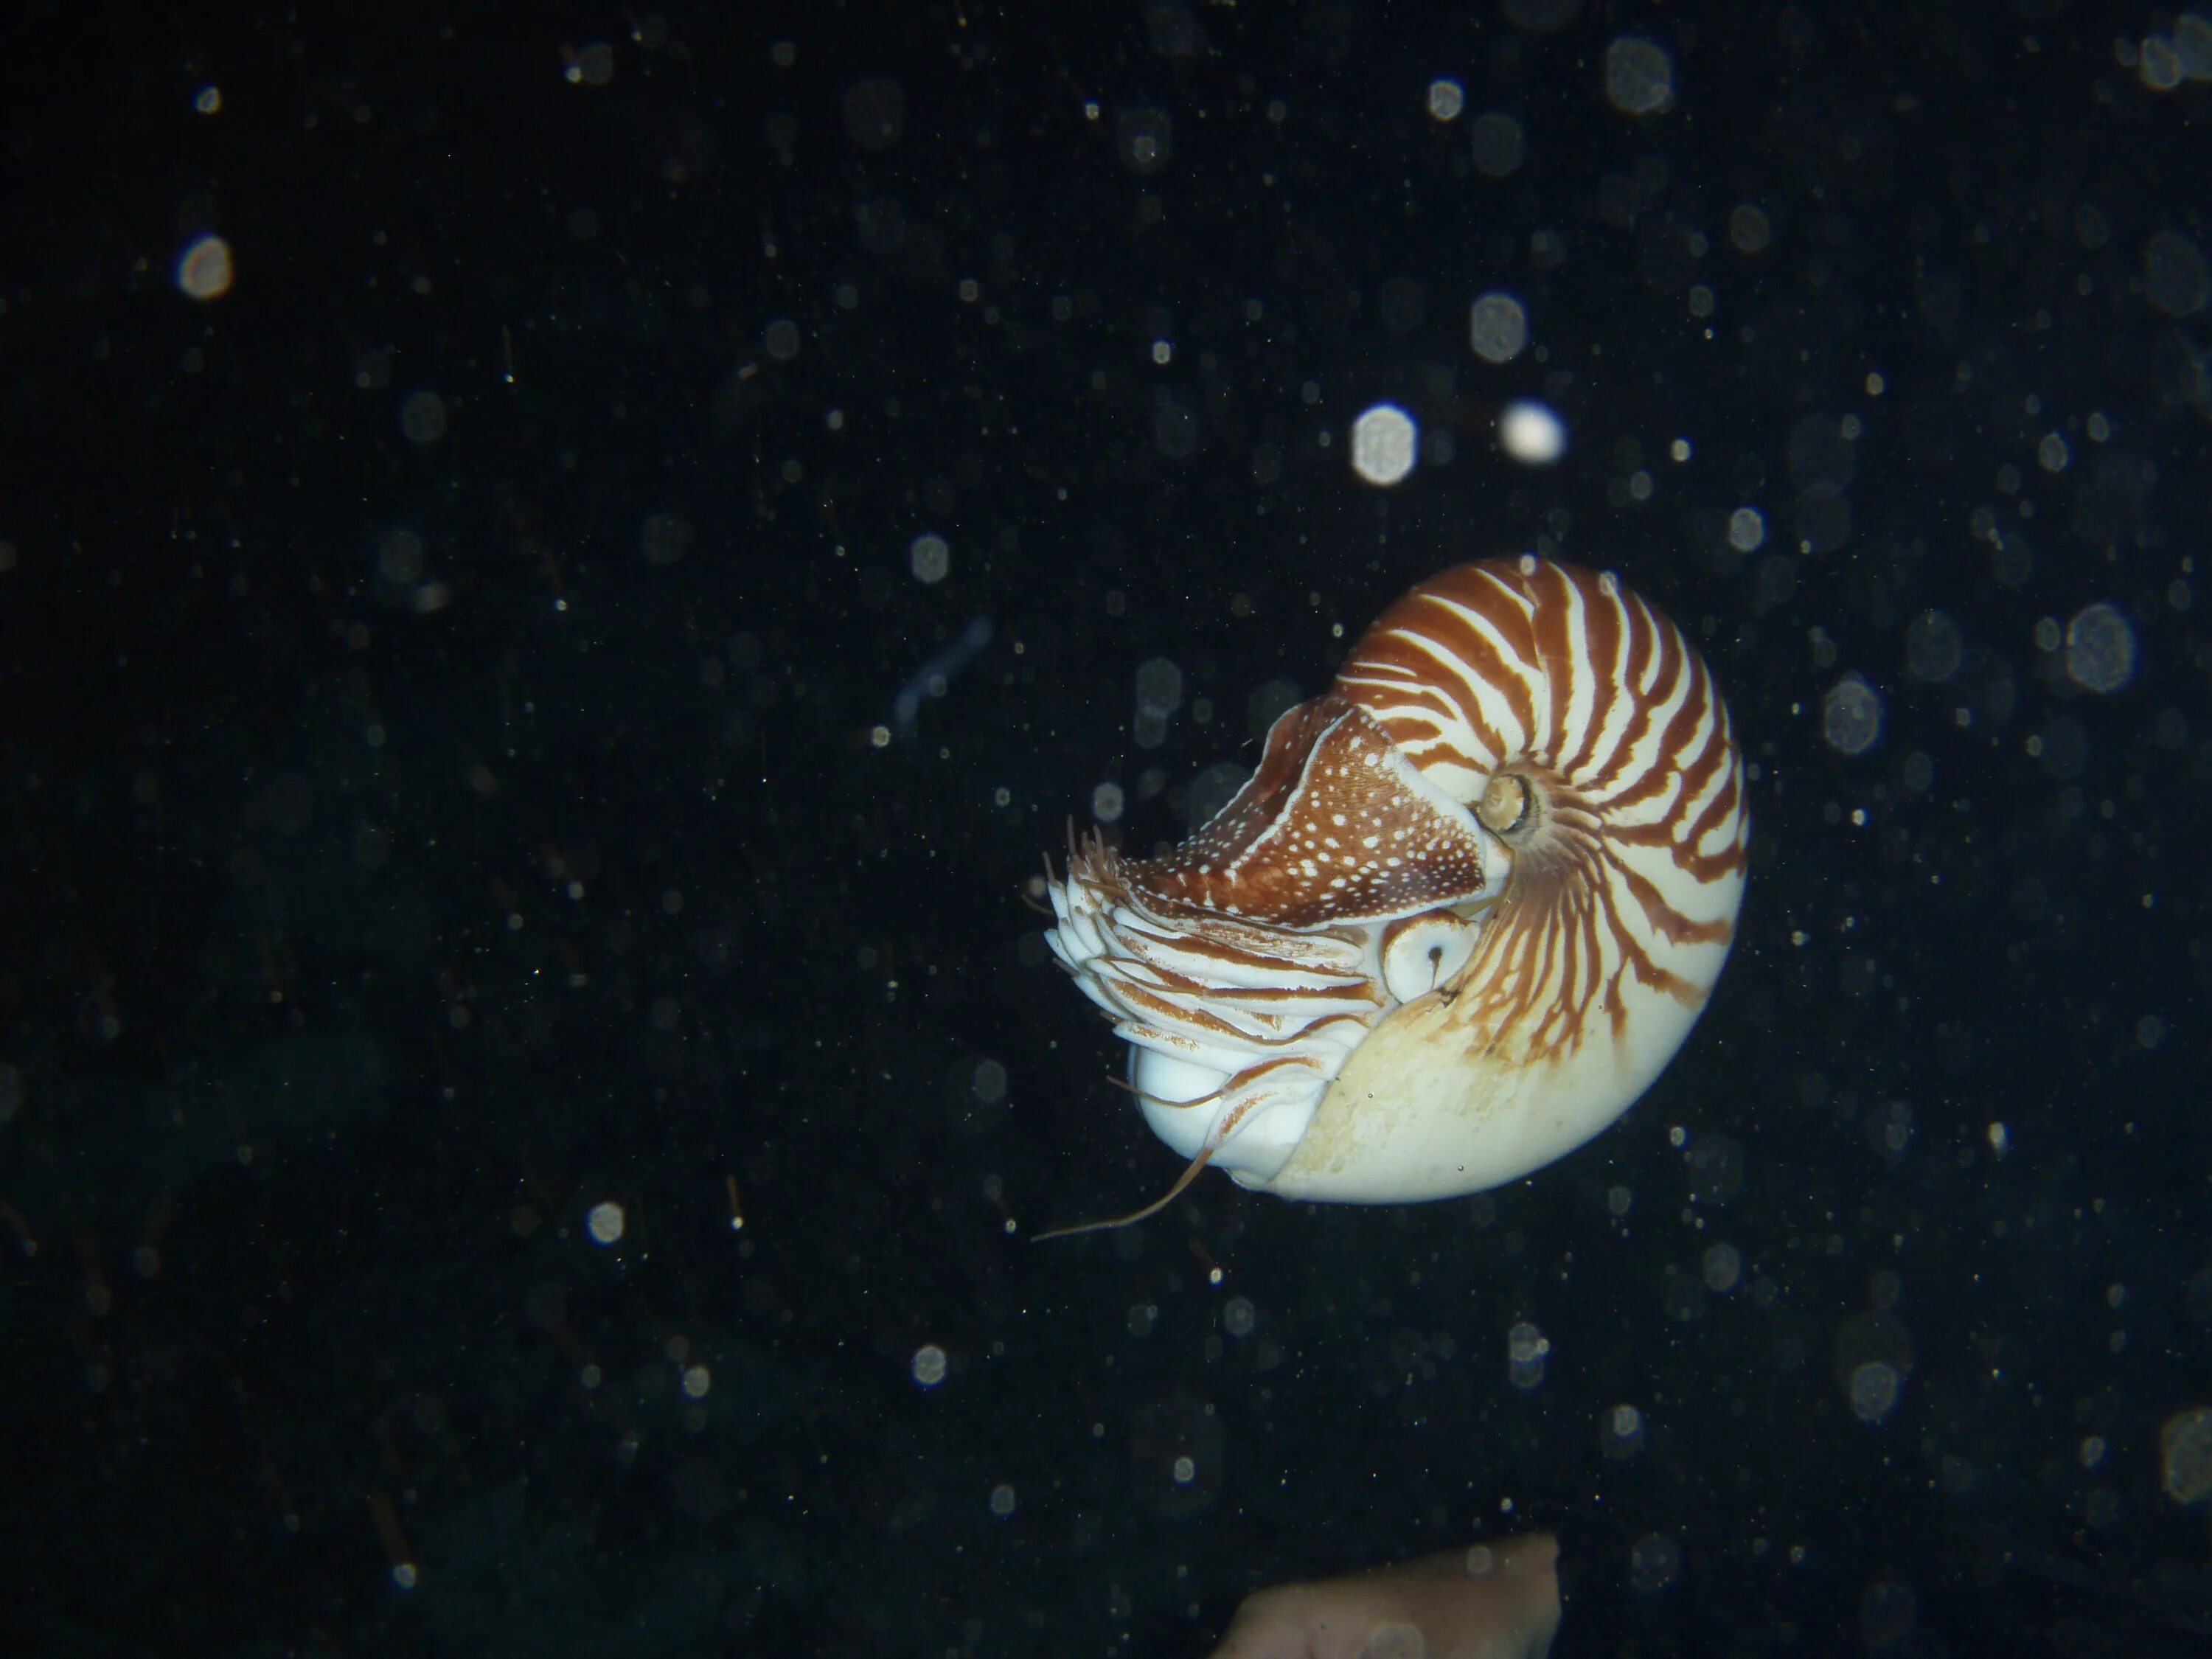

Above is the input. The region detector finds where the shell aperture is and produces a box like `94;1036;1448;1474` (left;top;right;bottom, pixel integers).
1044;555;1747;1217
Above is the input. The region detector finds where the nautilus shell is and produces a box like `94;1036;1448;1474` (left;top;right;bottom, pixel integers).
1043;556;1747;1223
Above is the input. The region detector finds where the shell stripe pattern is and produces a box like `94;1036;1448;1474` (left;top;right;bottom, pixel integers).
1332;557;1745;1066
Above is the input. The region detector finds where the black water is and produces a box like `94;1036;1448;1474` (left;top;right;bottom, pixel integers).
4;2;2210;1653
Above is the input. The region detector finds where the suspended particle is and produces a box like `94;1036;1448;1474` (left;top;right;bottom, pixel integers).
1822;672;1883;757
1350;403;1419;486
1703;1242;1743;1293
1604;35;1676;116
174;232;234;300
1848;1360;1901;1423
1601;1403;1647;1460
1727;507;1767;553
1468;291;1529;364
911;1343;949;1388
1468;111;1526;178
2063;601;2137;694
909;532;951;585
1426;79;1464;122
1506;1320;1550;1388
1630;1532;1681;1592
1135;656;1184;715
1497;400;1566;465
1116;106;1174;174
2162;1407;2212;1505
640;512;692;566
400;390;448;444
1729;204;1773;254
1904;610;1962;683
585;1201;625;1245
378;529;427;585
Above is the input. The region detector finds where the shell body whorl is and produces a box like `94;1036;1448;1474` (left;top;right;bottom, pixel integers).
1046;556;1747;1209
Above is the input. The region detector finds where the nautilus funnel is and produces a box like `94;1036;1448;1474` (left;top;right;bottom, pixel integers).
1043;555;1747;1215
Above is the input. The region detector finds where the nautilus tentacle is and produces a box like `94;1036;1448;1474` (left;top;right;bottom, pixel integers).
1044;555;1747;1219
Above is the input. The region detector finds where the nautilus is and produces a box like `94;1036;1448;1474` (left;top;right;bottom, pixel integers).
1040;556;1747;1234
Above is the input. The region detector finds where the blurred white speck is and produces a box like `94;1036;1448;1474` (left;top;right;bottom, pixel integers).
174;234;234;301
378;529;426;585
2064;602;2137;694
1905;610;1963;683
1498;400;1566;465
2177;14;2212;81
1822;673;1883;757
1506;1320;1550;1388
1703;1242;1742;1293
1426;78;1464;121
1730;204;1773;253
1986;1121;2009;1158
392;1562;419;1590
970;1058;1009;1104
1135;655;1185;715
1468;291;1529;364
1172;1455;1197;1485
585;1201;625;1245
1350;403;1419;485
1630;1533;1680;1593
911;1343;948;1388
1468;111;1526;178
908;532;951;585
762;317;801;361
681;1364;711;1399
400;389;448;444
1848;1360;1901;1423
1091;781;1126;823
1727;507;1767;552
1602;1402;1647;1459
2162;1407;2212;1503
1604;35;1676;116
567;41;615;86
194;85;223;115
1222;1295;1257;1336
990;1483;1017;1517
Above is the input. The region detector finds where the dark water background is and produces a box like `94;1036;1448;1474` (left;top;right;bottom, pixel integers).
4;1;2210;1652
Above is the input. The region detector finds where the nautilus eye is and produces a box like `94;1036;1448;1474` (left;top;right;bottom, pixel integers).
1475;773;1531;836
1040;555;1748;1233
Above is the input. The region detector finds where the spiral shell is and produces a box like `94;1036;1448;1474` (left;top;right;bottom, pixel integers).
1045;556;1747;1218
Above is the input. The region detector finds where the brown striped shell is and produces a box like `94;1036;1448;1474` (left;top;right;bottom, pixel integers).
1041;556;1747;1229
